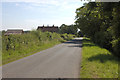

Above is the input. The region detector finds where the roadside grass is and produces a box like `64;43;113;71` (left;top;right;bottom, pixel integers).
2;40;62;65
2;31;75;65
80;38;118;78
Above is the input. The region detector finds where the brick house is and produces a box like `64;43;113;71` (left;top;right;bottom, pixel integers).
4;29;24;36
37;25;59;33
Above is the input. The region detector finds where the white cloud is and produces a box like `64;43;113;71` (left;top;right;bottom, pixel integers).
2;0;87;4
15;3;19;6
3;0;87;11
2;0;88;30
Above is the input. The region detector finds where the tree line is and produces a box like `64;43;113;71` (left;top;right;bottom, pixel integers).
75;2;120;57
59;24;83;37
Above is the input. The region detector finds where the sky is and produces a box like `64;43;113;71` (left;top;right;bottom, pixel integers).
2;0;89;31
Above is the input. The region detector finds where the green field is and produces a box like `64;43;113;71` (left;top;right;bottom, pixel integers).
80;38;118;78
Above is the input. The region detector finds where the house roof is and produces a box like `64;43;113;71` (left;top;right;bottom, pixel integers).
4;29;24;35
37;25;59;32
7;29;23;31
38;25;58;28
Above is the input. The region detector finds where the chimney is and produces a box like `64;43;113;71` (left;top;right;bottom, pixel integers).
53;24;54;27
47;24;49;27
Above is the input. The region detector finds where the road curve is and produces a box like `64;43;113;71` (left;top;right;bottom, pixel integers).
2;38;82;78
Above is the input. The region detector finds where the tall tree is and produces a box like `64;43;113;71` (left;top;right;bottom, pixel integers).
75;2;120;57
59;24;77;35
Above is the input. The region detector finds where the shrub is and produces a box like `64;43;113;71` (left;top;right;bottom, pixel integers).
2;30;75;64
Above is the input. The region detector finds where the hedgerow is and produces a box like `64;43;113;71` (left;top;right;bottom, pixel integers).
2;30;75;64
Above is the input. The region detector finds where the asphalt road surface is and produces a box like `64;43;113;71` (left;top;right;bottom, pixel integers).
2;38;82;78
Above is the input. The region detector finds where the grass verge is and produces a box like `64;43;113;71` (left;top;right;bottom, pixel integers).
80;38;118;78
2;40;65;65
2;31;75;65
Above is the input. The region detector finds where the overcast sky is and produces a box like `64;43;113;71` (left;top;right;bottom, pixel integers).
2;0;88;31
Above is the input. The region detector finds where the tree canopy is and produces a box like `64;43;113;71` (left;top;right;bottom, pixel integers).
59;24;78;35
75;2;120;57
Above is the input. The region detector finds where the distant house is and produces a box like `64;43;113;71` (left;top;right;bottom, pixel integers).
37;25;59;33
4;29;24;36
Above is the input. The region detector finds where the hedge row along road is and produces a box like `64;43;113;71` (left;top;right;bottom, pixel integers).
2;38;82;78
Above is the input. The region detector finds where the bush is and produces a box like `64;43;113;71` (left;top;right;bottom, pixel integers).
2;30;75;64
60;33;75;41
75;2;120;57
111;39;120;57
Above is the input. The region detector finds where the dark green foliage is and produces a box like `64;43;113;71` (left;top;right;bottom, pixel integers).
75;2;120;57
59;24;77;35
60;33;75;41
77;31;83;37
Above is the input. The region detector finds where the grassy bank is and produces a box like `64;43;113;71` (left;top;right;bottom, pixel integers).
80;38;118;78
2;30;75;65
